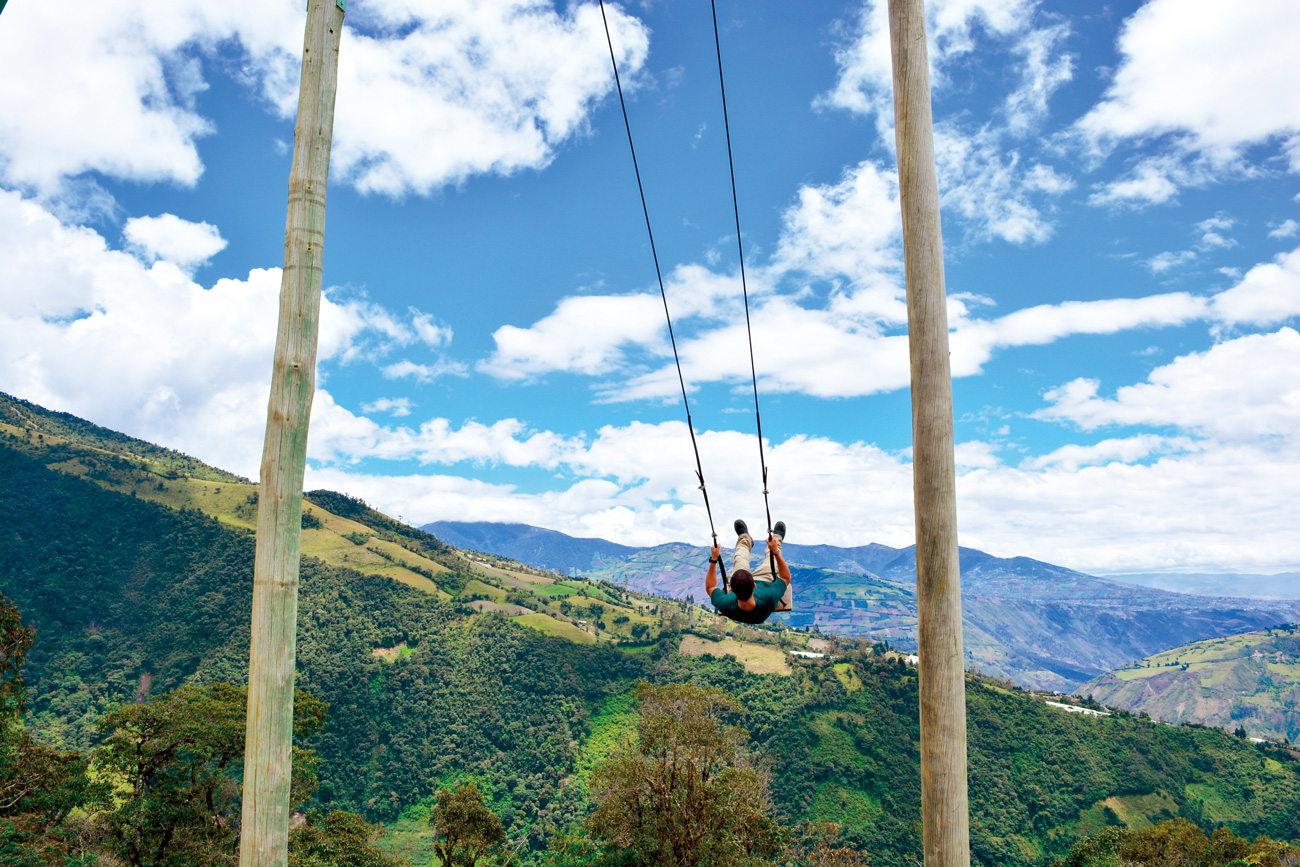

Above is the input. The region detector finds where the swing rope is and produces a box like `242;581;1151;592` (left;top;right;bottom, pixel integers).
709;0;775;559
598;0;727;587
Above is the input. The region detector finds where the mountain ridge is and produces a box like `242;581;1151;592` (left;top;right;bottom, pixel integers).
6;391;1300;865
426;519;1300;691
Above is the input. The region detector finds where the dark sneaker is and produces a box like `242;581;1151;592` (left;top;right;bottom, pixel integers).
734;518;748;537
773;520;787;540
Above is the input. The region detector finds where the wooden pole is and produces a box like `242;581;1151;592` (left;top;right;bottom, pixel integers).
240;1;344;865
886;0;970;865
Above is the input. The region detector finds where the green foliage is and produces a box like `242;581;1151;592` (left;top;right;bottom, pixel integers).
431;782;505;867
1054;818;1300;866
92;682;326;867
289;810;407;867
5;432;1300;867
0;391;247;484
586;683;785;867
304;491;449;561
0;591;103;866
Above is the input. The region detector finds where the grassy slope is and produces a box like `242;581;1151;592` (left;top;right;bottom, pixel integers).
5;396;1300;865
1078;626;1300;742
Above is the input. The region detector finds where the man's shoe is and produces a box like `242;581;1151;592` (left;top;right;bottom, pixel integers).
734;519;748;537
773;520;787;540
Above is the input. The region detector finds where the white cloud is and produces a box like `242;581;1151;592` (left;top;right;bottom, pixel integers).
1147;250;1196;274
362;397;412;417
1269;219;1299;240
478;293;669;381
0;190;444;476
1018;434;1193;472
1087;155;1188;208
1210;247;1300;326
1079;0;1300;203
123;214;227;269
818;0;1040;125
1079;0;1300;156
0;0;650;199
769;160;903;291
0;0;298;194
329;1;649;195
817;0;1073;244
382;359;465;383
1035;328;1300;442
306;421;920;550
296;405;1300;573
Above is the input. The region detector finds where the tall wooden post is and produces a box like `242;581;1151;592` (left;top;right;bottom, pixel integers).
239;1;344;865
887;0;970;865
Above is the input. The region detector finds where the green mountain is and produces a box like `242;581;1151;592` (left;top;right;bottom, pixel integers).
430;519;1300;692
4;391;1300;866
1076;626;1300;743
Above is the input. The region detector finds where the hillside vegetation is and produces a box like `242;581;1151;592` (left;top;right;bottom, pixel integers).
434;518;1300;692
3;394;1300;865
1078;626;1300;743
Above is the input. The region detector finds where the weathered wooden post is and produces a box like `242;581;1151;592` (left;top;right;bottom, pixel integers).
886;0;970;864
239;1;344;865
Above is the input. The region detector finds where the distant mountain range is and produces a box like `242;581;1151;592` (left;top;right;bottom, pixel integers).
1104;572;1300;599
1076;625;1300;743
427;520;1300;692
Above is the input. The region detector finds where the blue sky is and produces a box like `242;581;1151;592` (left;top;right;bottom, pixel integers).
1;0;1298;579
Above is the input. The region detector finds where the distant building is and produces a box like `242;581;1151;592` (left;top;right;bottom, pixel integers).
789;650;825;659
905;654;919;665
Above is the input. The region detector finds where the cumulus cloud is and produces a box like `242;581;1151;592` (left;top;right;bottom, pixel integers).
123;214;227;269
330;1;648;195
1034;328;1300;442
362;397;412;417
0;190;448;475
295;403;1300;573
481;219;1300;400
770;160;902;290
1079;0;1300;203
1210;248;1300;326
1269;219;1299;240
817;0;1073;244
1079;0;1300;155
0;0;649;199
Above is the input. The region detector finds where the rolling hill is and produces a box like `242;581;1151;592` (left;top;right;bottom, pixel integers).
1077;626;1300;743
6;389;1300;866
426;520;1300;692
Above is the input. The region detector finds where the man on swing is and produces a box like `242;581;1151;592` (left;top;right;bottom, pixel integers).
706;519;790;625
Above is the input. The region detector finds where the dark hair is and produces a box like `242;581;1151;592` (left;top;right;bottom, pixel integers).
731;570;755;601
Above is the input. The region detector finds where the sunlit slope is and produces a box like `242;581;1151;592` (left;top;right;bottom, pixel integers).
7;407;1300;865
1077;625;1300;742
0;390;814;656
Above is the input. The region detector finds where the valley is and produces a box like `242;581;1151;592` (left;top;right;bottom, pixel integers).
4;391;1300;866
429;520;1300;691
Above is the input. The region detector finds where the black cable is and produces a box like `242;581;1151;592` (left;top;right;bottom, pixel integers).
710;0;777;581
598;0;727;588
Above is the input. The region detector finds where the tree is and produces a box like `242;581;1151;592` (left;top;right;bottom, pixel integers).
0;591;100;865
782;823;871;867
93;682;327;867
1054;819;1300;867
431;782;505;867
586;682;783;867
288;810;407;867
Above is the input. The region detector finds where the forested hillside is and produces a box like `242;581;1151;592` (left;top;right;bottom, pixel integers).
3;398;1300;866
426;518;1300;692
1078;627;1300;743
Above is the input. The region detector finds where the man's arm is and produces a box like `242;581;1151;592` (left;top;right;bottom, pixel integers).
705;544;721;596
769;536;792;585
